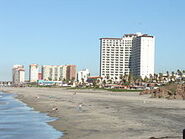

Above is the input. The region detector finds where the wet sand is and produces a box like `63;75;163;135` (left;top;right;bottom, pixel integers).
1;87;185;139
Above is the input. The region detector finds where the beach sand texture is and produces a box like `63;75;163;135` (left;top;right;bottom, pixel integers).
1;87;185;139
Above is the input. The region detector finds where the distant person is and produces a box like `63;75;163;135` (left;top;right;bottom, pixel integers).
77;103;83;112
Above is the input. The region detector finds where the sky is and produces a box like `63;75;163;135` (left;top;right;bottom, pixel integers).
0;0;185;81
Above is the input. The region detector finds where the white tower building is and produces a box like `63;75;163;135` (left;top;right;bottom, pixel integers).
29;64;39;82
132;34;155;78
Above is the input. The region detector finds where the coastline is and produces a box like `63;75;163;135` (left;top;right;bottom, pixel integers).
0;88;67;139
1;87;185;139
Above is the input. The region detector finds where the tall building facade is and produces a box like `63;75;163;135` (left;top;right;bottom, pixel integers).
100;33;155;80
42;65;76;81
29;64;39;82
12;65;25;85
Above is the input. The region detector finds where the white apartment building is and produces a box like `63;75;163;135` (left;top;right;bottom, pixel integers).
12;65;25;85
77;69;90;83
29;64;39;82
42;65;67;81
100;33;155;80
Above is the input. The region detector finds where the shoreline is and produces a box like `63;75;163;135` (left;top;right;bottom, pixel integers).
1;89;66;139
1;87;185;139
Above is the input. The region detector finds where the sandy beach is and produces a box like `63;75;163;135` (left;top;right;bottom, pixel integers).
0;87;185;139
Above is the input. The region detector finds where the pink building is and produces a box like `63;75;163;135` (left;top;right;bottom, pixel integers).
66;65;77;80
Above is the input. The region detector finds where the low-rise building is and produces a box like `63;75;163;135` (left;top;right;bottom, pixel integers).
37;80;62;86
77;69;90;83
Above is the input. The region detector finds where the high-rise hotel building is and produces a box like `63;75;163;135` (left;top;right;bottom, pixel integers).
12;65;25;85
29;64;39;82
100;33;155;80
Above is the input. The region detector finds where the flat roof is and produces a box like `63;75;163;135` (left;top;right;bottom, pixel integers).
100;38;122;40
100;33;154;40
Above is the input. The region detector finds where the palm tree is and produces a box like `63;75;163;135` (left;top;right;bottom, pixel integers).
128;73;134;84
159;73;163;83
123;72;129;82
182;70;185;74
153;73;158;82
103;80;106;86
119;74;123;80
133;75;142;85
48;77;52;81
81;78;84;83
177;69;183;80
115;76;118;82
170;71;175;82
166;71;170;81
144;76;149;82
81;78;85;86
108;79;112;84
149;74;153;83
106;75;110;80
119;74;123;83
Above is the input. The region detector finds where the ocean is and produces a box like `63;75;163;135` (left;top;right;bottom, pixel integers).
0;92;63;139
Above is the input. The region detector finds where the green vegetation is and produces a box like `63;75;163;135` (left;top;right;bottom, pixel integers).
67;87;143;92
67;87;102;90
105;89;143;92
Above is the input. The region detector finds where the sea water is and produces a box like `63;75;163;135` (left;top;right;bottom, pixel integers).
0;92;63;139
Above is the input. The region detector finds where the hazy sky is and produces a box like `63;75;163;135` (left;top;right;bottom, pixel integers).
0;0;185;81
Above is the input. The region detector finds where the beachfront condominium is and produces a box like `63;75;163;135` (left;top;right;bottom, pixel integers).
42;65;76;81
100;33;155;80
42;65;65;81
12;65;25;85
29;64;39;82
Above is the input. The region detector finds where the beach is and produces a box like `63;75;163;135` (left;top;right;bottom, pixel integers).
1;87;185;139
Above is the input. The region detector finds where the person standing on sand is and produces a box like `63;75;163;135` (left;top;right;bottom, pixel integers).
77;103;83;112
